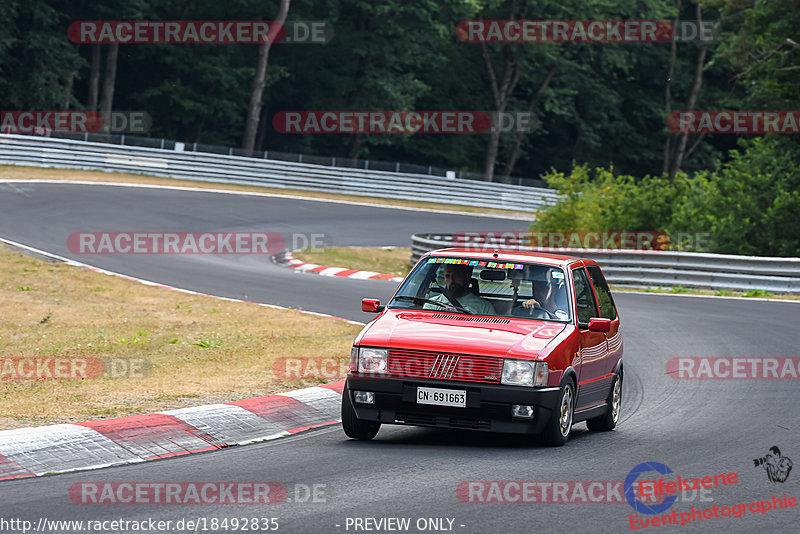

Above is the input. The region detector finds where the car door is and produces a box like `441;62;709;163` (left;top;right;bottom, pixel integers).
585;264;622;376
571;265;608;410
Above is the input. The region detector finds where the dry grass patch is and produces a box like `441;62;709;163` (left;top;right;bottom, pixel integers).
0;165;533;218
294;247;413;277
0;245;361;429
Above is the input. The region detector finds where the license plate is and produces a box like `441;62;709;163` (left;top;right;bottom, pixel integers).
416;387;466;408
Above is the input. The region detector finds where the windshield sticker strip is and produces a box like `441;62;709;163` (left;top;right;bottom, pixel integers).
429;258;526;269
486;262;524;269
428;258;489;266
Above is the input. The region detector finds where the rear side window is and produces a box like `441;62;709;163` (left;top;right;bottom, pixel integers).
586;265;617;320
571;267;598;326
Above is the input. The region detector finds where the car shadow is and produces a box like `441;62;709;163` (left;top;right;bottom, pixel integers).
340;422;594;450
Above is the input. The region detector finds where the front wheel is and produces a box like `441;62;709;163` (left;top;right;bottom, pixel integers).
341;385;380;440
587;373;622;432
543;381;575;446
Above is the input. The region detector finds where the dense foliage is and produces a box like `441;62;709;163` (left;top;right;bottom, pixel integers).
0;0;797;254
532;0;800;256
535;137;800;256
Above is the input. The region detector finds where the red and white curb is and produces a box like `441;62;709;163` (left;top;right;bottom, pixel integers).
275;250;404;283
0;381;345;480
0;239;358;481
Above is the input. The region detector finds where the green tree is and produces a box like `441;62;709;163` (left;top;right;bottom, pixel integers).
0;0;84;109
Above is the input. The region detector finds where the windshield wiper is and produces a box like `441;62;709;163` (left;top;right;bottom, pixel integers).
391;295;472;314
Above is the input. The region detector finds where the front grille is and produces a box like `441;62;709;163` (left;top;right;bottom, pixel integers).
394;412;436;426
449;417;491;430
388;348;502;384
395;411;491;430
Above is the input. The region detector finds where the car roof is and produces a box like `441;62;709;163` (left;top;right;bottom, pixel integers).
426;248;596;267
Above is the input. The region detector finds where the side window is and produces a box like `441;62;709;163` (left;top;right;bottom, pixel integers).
572;267;599;326
586;265;617;320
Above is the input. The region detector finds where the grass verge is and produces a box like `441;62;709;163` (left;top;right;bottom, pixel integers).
0;165;534;218
0;244;361;430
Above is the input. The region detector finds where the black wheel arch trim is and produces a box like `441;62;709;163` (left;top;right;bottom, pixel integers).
559;366;578;389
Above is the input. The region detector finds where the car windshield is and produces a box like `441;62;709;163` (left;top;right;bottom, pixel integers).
389;256;571;322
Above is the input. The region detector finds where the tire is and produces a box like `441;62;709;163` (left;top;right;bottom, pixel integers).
587;373;622;432
341;385;380;440
543;380;575;446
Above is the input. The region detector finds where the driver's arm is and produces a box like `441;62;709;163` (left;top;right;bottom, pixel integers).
521;299;541;309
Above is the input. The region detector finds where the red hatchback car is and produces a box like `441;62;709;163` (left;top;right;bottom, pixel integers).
342;248;622;446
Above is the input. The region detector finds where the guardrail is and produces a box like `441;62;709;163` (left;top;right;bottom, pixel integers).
35;131;552;188
411;234;800;293
0;134;557;212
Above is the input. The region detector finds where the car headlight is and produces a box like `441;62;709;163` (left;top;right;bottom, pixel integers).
501;360;548;387
349;346;359;372
357;348;388;374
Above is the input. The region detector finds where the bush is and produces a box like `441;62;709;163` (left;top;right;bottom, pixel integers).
696;137;800;256
533;137;800;257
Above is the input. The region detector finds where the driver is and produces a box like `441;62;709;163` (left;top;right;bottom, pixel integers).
424;264;495;316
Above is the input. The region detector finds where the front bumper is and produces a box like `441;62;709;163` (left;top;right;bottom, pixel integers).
346;375;561;434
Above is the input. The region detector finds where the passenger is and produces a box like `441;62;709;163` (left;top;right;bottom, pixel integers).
424;264;495;315
521;279;555;312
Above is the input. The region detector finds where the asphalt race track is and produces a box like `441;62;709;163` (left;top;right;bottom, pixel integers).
1;181;798;533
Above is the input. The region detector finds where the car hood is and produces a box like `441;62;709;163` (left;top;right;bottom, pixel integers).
357;310;566;360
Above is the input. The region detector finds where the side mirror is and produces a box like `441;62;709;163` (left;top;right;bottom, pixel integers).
361;298;384;313
588;318;611;332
